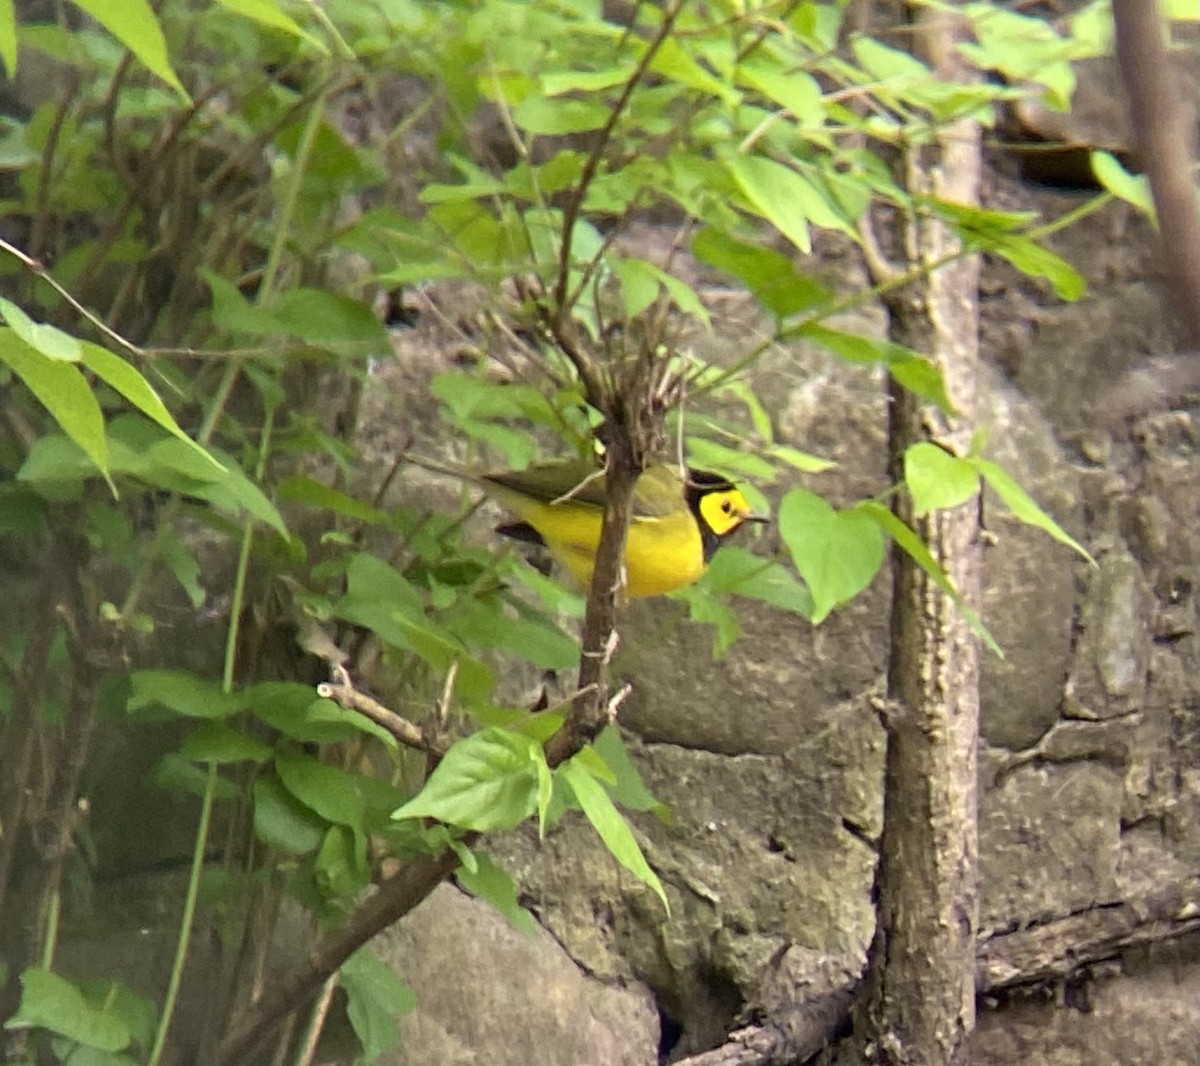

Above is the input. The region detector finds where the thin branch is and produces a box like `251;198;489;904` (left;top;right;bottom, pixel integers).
218;846;466;1064
552;0;687;320
317;674;446;757
1112;0;1200;348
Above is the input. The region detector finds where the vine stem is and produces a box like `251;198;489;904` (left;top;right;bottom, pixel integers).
146;407;278;1066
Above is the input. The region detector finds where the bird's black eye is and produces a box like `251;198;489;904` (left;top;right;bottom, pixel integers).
721;499;733;514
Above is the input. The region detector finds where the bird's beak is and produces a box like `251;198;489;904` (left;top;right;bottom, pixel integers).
741;511;771;525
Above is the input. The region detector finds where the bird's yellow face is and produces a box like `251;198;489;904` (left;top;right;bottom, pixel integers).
696;485;757;538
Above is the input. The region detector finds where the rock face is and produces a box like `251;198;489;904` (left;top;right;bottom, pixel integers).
376;884;659;1066
371;179;1199;1066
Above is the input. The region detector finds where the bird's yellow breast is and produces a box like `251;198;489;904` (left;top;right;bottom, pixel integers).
499;495;706;598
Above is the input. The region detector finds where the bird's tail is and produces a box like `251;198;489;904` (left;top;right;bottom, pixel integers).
400;451;478;484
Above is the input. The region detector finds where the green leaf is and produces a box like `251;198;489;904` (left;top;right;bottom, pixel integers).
904;441;980;516
560;758;669;911
768;443;836;474
1091;150;1154;220
341;949;414;1064
541;67;630;95
852;35;929;83
4;968;130;1051
512;95;610;134
392;728;545;832
456;851;536;935
179;722;272;764
797;323;954;414
451;598;579;671
0;0;15;78
214;0;327;50
276;752;367;828
988;233;1085;301
0;483;46;535
737;60;824;126
80;342;222;470
316;824;370;900
67;0;188;99
650;36;740;105
158;528;205;609
246;682;396;745
335;552;424;640
679;582;743;657
277;476;389;525
591;727;670;820
127;670;244;719
201;270;281;336
697;545;814;618
1161;0;1200;17
725;155;815;253
691;228;830;317
612;257;665;319
778;488;885;624
0;328;111;488
202;448;289;534
401;615;496;700
253;775;325;855
685;438;776;482
0;298;81;361
75;980;157;1056
856;500;1002;656
152;754;239;800
271;289;389;347
970;457;1096;564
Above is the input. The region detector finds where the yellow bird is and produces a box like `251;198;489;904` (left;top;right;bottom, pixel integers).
410;457;768;598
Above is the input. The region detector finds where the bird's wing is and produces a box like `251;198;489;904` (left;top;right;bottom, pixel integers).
484;462;688;519
482;461;608;507
631;465;688;518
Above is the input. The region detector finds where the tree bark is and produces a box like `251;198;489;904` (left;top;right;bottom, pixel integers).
847;9;983;1065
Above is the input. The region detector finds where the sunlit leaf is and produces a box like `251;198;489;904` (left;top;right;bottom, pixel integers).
725;155;816;253
392;728;544;832
213;0;327;52
970;457;1095;564
0;329;110;487
81;342;221;469
778;488;885;623
456;851;536;935
904;441;980;516
856;500;1002;655
0;298;81;361
0;0;15;78
560;758;669;911
68;0;189;99
692;227;830;317
1091;150;1154;221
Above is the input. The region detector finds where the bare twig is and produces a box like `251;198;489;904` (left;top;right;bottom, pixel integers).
551;0;687;321
317;672;447;757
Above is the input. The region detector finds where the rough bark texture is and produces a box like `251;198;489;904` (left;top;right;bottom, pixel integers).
849;12;984;1064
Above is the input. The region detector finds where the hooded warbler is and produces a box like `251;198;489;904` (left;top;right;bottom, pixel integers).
409;457;768;598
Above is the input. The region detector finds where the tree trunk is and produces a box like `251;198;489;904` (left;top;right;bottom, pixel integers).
848;9;983;1065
